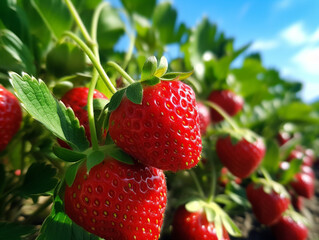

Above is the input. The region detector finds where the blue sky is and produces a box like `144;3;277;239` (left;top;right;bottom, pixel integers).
109;0;319;102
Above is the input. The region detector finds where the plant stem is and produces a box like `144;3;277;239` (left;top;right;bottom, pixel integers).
207;165;217;203
189;169;205;198
87;71;99;151
107;61;135;84
203;100;240;131
64;0;94;45
260;167;272;182
91;2;108;47
64;31;116;94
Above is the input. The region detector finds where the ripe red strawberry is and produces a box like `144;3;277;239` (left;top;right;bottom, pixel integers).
290;172;314;199
171;205;230;240
59;87;107;147
216;136;265;179
207;90;243;123
246;183;290;226
290;191;303;211
64;158;167;240
271;216;308;240
197;102;211;135
277;132;291;146
109;81;202;172
0;85;22;151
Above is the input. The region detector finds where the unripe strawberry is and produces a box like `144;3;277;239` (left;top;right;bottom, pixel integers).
0;86;22;151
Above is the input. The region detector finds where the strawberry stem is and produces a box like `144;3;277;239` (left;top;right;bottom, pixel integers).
63;31;116;94
189;169;206;198
203;100;240;131
64;0;94;46
107;61;135;84
207;165;218;202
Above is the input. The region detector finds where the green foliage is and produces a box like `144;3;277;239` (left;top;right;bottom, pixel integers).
0;222;36;240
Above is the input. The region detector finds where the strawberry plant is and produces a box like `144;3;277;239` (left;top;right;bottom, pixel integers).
0;0;318;240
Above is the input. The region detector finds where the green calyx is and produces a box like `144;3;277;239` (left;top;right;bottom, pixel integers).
185;199;242;239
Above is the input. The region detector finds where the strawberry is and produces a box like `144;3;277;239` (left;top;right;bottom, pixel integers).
59;87;107;147
109;81;202;172
207;90;243;123
286;149;313;167
290;172;314;199
218;167;242;187
216;136;265;179
64;158;167;240
246;182;290;226
290;191;303;211
171;205;230;240
271;216;308;240
197;102;211;135
277;132;291;146
0;85;22;151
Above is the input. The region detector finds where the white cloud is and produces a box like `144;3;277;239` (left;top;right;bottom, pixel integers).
274;0;292;10
280;22;308;45
250;39;279;51
310;28;319;43
302;82;319;102
293;46;319;75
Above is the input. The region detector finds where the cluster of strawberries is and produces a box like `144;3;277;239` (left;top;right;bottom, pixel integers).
1;80;315;240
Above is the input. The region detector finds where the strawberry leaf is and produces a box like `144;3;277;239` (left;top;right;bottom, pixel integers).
87;150;104;172
141;56;157;80
53;146;86;162
279;159;302;185
154;56;168;77
126;82;143;104
214;214;223;240
17;163;58;196
160;70;193;81
9;72;89;152
65;161;83;187
108;88;126;112
37;196;100;240
142;76;161;86
204;207;216;222
108;146;134;165
221;214;241;237
262;139;280;175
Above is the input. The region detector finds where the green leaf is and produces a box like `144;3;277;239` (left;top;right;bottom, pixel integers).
121;0;156;18
37;196;100;240
31;0;72;39
185;200;203;212
154;56;168;77
262;140;280;175
0;29;35;74
53;146;86;162
9;72;89;152
142;76;160;86
0;222;36;240
141;56;157;80
87;150;104;172
204;207;216;222
108;88;126;112
97;3;125;50
46;42;86;78
17;163;58;196
152;2;177;44
126;82;143;104
161;71;193;81
221;214;242;237
65;161;83;187
108;146;134;165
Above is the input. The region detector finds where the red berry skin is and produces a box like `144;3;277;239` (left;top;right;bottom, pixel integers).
276;132;291;146
0;86;22;151
59;87;107;147
197;102;211;135
207;90;243;123
246;183;290;226
216;136;265;179
287;149;313;167
271;216;308;240
171;205;230;240
290;192;303;211
290;173;314;199
64;159;167;240
109;81;202;172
